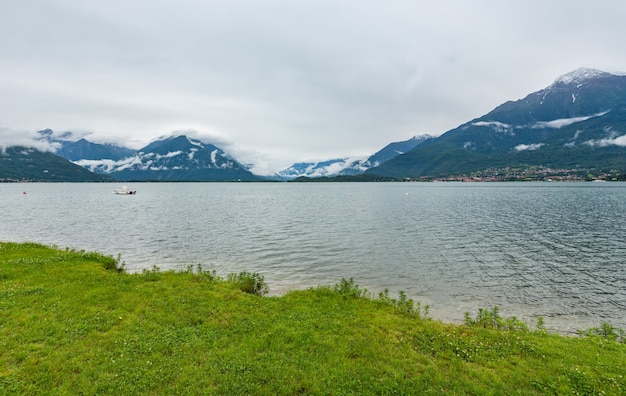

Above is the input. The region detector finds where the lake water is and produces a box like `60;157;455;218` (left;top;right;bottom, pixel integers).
1;182;625;334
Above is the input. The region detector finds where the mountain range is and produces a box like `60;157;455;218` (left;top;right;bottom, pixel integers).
24;131;432;181
276;135;433;179
0;145;112;182
2;68;626;182
71;135;262;182
368;68;626;180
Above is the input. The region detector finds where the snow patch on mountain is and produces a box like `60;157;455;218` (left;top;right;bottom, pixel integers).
188;148;198;160
210;150;219;167
552;68;613;86
140;150;184;159
186;136;204;148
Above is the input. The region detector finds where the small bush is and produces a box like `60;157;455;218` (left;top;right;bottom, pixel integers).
377;288;430;319
83;251;125;273
464;307;528;332
581;322;625;343
535;316;547;333
183;264;220;282
333;278;369;298
227;272;269;296
141;266;162;281
332;281;430;319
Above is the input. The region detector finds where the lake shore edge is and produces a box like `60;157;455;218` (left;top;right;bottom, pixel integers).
2;241;625;394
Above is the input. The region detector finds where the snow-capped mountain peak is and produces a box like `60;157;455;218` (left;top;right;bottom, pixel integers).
277;135;434;179
552;68;613;86
277;157;369;179
63;134;260;181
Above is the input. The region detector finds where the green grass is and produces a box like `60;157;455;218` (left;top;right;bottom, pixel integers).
1;242;625;395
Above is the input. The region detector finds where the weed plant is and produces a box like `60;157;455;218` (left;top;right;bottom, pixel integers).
1;242;625;395
332;278;430;319
464;306;529;331
227;271;269;296
581;322;626;343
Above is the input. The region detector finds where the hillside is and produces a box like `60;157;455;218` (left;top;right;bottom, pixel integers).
57;138;135;161
0;146;112;182
277;135;433;179
71;135;262;181
369;68;626;179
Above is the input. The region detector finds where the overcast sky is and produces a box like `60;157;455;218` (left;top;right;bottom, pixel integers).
2;0;626;174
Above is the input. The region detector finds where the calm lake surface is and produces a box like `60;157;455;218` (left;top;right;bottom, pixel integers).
1;182;625;333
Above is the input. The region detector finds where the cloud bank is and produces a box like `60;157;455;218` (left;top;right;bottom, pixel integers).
2;0;626;172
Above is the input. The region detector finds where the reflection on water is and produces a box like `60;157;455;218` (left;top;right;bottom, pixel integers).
1;182;625;334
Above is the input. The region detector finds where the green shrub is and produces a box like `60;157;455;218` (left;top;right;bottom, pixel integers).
330;280;430;319
535;316;546;333
581;322;625;343
105;253;126;273
464;306;528;332
141;265;162;281
377;288;430;319
227;272;269;296
183;264;220;282
333;277;369;298
74;250;126;273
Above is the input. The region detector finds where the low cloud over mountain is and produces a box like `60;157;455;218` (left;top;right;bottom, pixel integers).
368;68;626;178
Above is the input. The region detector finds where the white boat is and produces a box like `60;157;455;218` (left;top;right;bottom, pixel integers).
113;186;137;195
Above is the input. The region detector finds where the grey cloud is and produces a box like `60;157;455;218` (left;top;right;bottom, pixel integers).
2;0;626;172
0;128;59;152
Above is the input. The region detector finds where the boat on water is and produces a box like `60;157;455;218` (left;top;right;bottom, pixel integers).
113;186;137;195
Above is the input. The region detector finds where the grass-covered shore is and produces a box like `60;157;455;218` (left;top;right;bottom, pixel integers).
1;242;624;395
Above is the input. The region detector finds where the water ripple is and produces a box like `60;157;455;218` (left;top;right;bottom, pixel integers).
1;182;625;333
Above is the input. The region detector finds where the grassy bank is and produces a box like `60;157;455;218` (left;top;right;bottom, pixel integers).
1;242;624;395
